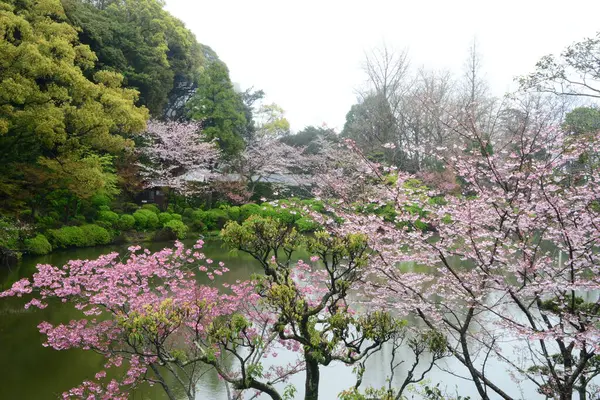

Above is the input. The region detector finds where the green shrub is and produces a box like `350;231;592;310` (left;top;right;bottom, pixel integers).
189;208;229;231
141;204;160;214
91;194;111;208
190;210;206;231
117;214;135;230
24;234;52;255
301;199;326;213
98;205;111;212
71;215;87;225
97;210;119;227
163;220;188;239
270;207;301;224
122;203;139;213
146;211;159;229
239;203;261;220
48;226;85;248
36;215;60;230
133;210;148;229
295;217;320;233
80;224;111;245
0;217;21;251
226;206;241;222
182;208;195;221
428;196;447;206
171;213;182;221
203;209;229;230
48;225;111;248
158;212;173;225
413;220;429;232
133;209;159;230
95;220;112;230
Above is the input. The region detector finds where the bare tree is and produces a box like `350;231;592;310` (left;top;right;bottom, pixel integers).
519;32;600;99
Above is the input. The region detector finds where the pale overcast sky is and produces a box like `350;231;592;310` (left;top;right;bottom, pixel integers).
165;0;600;132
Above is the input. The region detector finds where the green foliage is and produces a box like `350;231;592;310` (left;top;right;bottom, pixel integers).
301;198;326;213
162;219;188;239
182;207;195;220
419;383;471;400
170;213;182;221
0;217;21;251
133;209;159;230
117;214;135;231
221;215;303;261
202;209;229;231
281;125;337;154
239;203;262;220
189;210;206;231
225;205;241;222
48;224;111;248
258;203;301;225
36;215;61;230
97;210;119;227
141;204;160;215
339;386;396;400
91;194;112;208
158;212;174;225
294;217;319;233
254;103;290;137
80;224;111;246
187;61;246;157
122;202;139;213
0;0;148;213
62;0;204;117
24;234;52;255
563;107;600;135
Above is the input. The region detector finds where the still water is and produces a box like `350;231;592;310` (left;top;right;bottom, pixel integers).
0;239;539;399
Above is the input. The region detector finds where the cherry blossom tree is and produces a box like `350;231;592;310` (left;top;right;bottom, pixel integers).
137;120;220;197
0;240;299;400
320;123;600;399
228;138;312;201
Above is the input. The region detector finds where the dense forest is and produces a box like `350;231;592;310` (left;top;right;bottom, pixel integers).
2;1;600;399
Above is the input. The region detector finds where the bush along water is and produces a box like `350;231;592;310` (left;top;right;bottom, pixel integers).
8;197;332;256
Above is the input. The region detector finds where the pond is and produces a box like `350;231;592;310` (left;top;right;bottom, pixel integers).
0;239;542;399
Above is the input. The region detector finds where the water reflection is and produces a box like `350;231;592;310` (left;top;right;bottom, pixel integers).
0;239;570;399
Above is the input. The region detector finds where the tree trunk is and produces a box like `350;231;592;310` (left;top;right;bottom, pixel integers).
304;353;320;400
150;364;180;400
559;390;573;400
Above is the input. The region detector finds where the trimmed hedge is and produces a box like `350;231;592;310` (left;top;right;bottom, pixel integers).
163;219;188;239
97;210;119;227
24;234;53;255
48;224;111;248
141;204;160;214
117;214;135;231
133;209;159;230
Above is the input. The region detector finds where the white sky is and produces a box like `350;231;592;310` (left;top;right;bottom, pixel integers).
165;0;600;133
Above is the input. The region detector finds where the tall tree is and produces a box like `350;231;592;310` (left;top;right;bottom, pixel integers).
62;0;204;117
187;61;247;157
0;0;148;213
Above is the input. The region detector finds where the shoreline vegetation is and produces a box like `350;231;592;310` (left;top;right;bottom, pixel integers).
1;199;326;261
